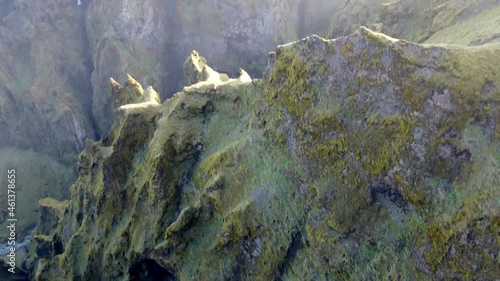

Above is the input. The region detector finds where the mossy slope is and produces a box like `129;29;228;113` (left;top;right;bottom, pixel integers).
26;28;500;280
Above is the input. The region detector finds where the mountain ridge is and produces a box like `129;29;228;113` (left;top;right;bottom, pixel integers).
23;27;500;280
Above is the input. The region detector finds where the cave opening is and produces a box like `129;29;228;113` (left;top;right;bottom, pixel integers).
129;258;178;281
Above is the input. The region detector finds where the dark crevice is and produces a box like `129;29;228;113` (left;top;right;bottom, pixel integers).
171;140;204;221
164;0;182;99
79;2;100;140
370;183;407;210
53;235;64;256
76;211;83;226
275;231;302;280
129;258;178;281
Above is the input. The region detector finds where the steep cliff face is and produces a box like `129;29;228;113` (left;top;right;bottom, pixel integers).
86;0;345;134
174;0;297;85
26;29;500;280
0;0;343;242
85;0;176;133
173;0;347;78
0;0;95;158
4;0;498;244
327;0;500;45
0;0;93;240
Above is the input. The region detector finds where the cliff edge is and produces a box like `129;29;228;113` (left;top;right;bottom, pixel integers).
25;28;499;280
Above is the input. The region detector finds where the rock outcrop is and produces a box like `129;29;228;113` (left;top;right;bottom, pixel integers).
327;0;500;45
0;0;94;240
0;0;95;157
3;0;499;246
183;51;230;86
110;74;161;108
25;28;500;280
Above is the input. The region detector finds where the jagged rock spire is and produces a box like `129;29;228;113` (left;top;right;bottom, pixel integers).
110;74;160;109
184;50;208;86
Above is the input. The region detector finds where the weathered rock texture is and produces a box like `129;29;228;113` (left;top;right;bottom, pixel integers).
327;0;500;45
0;0;95;157
84;0;175;133
0;0;92;240
26;30;500;280
0;0;342;241
2;0;500;276
0;148;73;241
85;0;344;134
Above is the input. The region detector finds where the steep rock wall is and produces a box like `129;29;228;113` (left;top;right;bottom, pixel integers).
0;0;93;240
327;0;500;45
0;0;343;241
2;0;499;265
0;0;94;159
86;0;345;134
25;29;500;280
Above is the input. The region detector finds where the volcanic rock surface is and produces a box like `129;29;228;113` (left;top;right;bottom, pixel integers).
0;0;342;240
2;0;500;244
25;28;500;280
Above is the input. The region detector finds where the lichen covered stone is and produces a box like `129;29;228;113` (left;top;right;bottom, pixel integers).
26;29;500;280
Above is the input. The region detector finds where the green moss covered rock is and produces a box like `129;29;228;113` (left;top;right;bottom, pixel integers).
26;27;499;280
